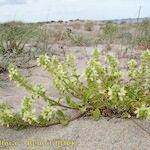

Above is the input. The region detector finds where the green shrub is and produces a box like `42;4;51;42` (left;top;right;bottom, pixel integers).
0;24;34;55
0;49;150;129
0;24;36;70
36;28;67;52
136;33;150;49
102;23;118;42
136;20;150;49
66;30;95;46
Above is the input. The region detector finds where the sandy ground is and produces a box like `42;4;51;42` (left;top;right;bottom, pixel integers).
0;118;150;150
0;47;150;150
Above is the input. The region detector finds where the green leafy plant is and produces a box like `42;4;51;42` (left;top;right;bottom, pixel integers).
136;21;150;49
0;24;35;71
0;24;33;55
102;23;118;43
0;49;150;129
66;30;95;46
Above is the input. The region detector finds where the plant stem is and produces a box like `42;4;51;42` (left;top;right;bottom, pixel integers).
41;94;79;110
36;112;87;127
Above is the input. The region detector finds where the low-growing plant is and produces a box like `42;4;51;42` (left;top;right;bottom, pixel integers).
35;27;67;53
35;27;54;53
131;20;150;50
119;32;133;45
102;22;118;43
0;24;36;71
0;24;34;55
136;33;150;49
84;21;94;31
136;21;150;49
0;49;150;129
66;30;95;46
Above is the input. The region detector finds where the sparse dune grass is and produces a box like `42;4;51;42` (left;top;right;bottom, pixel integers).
0;20;150;129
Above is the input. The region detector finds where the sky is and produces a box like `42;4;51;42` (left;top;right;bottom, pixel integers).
0;0;149;22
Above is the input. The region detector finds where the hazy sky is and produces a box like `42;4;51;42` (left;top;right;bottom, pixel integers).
0;0;149;22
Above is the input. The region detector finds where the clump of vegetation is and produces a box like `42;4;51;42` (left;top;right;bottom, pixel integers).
0;23;35;70
66;29;95;46
69;32;94;46
97;23;118;51
35;27;67;53
71;22;82;30
136;20;150;49
0;49;150;129
119;32;133;45
0;23;33;55
102;22;118;43
84;21;94;31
